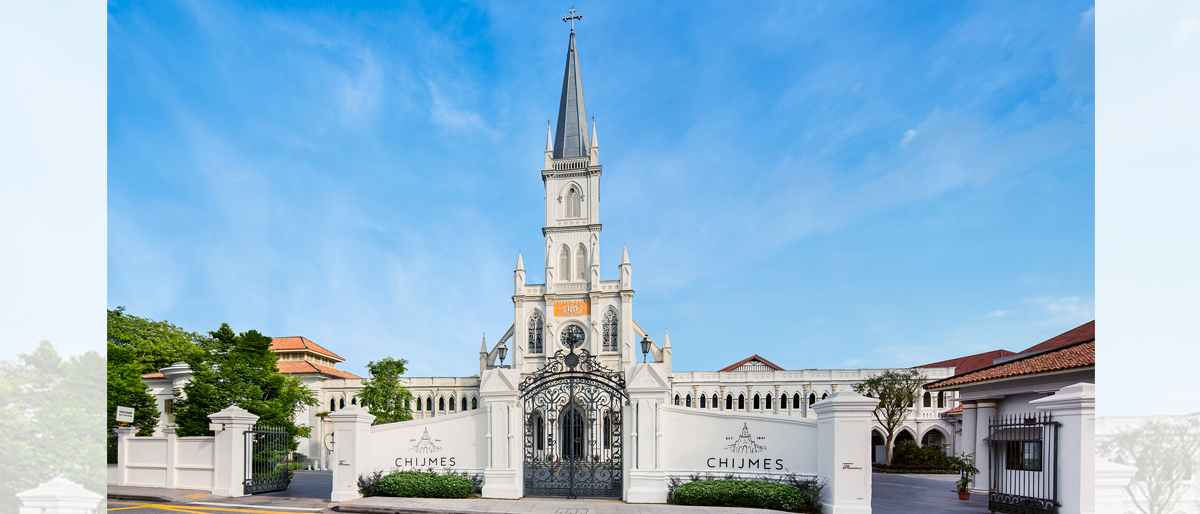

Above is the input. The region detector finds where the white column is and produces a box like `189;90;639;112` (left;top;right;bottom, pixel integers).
959;401;977;459
209;406;259;497
625;362;669;503
812;390;879;514
113;426;137;486
1031;383;1095;514
973;401;997;493
17;478;102;514
163;425;178;489
328;404;375;502
480;367;522;499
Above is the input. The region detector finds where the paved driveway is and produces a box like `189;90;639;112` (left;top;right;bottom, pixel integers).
872;473;989;514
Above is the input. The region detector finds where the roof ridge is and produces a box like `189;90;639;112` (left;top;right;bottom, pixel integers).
925;339;1094;389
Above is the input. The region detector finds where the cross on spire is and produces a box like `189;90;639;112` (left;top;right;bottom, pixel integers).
563;7;582;31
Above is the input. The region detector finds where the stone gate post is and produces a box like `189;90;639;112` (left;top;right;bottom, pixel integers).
1031;383;1095;514
328;404;376;502
624;362;669;503
112;426;138;486
812;390;879;514
17;478;102;514
209;406;259;497
479;367;522;499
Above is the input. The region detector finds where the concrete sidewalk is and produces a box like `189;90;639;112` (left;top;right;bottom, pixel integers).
335;497;790;514
107;485;212;503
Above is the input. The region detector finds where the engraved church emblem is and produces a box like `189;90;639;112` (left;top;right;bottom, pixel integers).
410;428;443;453
725;423;767;454
554;300;590;316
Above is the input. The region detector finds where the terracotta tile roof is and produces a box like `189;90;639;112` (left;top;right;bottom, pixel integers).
920;349;1019;375
277;360;361;379
1020;320;1095;354
945;405;963;414
270;336;344;362
719;354;785;372
925;340;1095;389
142;372;165;379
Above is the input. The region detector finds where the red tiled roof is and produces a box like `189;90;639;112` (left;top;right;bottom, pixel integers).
277;360;361;379
719;354;785;372
926;341;1095;389
945;405;963;414
270;336;344;362
1020;320;1095;354
920;349;1018;375
142;372;165;379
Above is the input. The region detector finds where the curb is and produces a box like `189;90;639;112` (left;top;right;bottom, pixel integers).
107;493;183;503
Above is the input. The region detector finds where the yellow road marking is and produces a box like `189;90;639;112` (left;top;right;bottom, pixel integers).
185;494;211;499
108;506;151;511
158;504;321;514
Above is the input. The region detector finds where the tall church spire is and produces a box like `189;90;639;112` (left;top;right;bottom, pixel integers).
553;29;590;159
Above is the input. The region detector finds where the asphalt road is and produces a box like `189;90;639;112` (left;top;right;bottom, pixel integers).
872;472;990;514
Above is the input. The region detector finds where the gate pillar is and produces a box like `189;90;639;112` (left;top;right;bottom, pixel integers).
480;367;522;499
329;405;375;502
624;362;669;504
209;406;259;497
1031;382;1095;514
812;391;878;514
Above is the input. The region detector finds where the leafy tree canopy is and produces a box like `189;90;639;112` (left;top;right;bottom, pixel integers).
358;357;414;425
1;342;104;514
852;368;926;465
107;307;204;436
172;323;317;448
1100;417;1200;514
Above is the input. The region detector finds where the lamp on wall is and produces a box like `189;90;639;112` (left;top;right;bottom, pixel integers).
498;342;508;367
640;335;651;363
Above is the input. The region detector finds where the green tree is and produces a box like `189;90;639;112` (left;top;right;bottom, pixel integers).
852;368;926;466
1;342;105;514
1099;417;1200;514
172;323;317;449
358;357;415;425
106;307;203;436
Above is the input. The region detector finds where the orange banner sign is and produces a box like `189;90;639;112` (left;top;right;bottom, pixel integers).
554;300;591;316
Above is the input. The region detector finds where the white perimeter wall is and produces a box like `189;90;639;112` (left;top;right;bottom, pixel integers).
120;435;215;489
659;405;818;478
367;409;488;474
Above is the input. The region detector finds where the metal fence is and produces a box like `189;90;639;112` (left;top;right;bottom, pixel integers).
244;423;292;494
988;411;1059;514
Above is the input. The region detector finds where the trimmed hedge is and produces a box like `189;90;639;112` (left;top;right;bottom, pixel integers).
374;471;474;498
671;480;808;513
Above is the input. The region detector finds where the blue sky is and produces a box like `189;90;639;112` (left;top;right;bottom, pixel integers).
108;1;1096;379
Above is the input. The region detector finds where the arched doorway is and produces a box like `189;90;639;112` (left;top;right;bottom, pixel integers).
871;430;886;465
921;429;946;453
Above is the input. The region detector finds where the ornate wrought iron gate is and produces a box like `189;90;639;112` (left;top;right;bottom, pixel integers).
988;412;1059;514
520;347;626;498
244;423;292;494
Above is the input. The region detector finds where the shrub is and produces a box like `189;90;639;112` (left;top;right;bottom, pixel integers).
671;480;808;513
890;439;952;469
373;471;474;499
358;469;384;497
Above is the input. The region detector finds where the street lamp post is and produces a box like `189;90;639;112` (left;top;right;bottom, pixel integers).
640;335;651;363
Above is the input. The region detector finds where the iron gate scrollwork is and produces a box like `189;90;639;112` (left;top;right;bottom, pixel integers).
244;423;292;494
988;412;1060;514
520;345;626;498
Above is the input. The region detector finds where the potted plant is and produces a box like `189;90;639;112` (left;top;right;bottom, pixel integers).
948;452;979;500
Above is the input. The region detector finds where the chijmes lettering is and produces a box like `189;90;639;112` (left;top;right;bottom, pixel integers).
706;457;783;470
395;457;456;467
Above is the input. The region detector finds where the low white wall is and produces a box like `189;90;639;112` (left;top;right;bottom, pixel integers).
120;434;215;489
367;409;489;474
659;405;818;478
107;464;118;485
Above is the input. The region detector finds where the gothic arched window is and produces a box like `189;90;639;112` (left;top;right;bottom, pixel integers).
472;396;478;409
426;397;432;411
686;394;692;407
795;393;801;408
822;392;828;401
462;396;468;411
330;398;336;411
566;186;581;217
753;394;760;410
575;244;587;281
738;394;746;410
558;246;571;281
700;394;707;408
339;397;345;409
528;311;544;354
351;397;357;406
923;392;932;408
937;392;945;409
713;394;720;409
809;393;816;405
449;396;456;411
602;310;618;351
726;395;733;410
766;394;772;409
674;394;680;406
439;397;445;411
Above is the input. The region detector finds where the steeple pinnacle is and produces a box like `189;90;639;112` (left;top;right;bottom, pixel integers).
553;29;589;159
621;245;630;265
515;252;525;271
